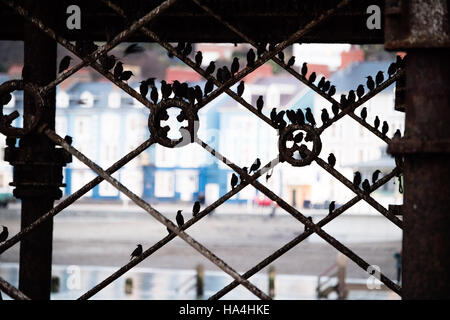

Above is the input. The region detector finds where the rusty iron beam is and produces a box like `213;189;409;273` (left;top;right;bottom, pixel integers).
0;277;31;300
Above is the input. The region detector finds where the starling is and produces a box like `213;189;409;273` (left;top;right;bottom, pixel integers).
231;173;238;189
353;172;362;189
305;107;316;127
375;71;384;86
195;51;203;67
317;77;326;90
113;61;123;80
222;66;232;82
328;85;336;97
182;42;192;56
301;62;308;78
146;77;156;88
360;107;367;122
356;84;365;100
366;76;375;91
173;80;181;97
323;80;331;93
256;95;264;113
257;43;266;58
382;121;389;136
270;108;277;122
99;54;116;71
147;86;157;105
59;56;72;73
275;110;286;123
286;110;297;124
331;102;340;118
204;78;214;96
176;210;184;227
193;201;200;217
296;109;305;125
340;95;348;109
130;244;143;260
304;132;313;142
328;153;336;168
388;62;397;78
278;51;285;63
372;170;381;184
175;42;185;54
294;132;304;144
249;158;261;173
0;225;8;243
205;61;216;75
321;109;330;125
180;82;189;99
394;129;401;139
216;68;224;83
64;135;73;145
194;85;203;104
120;71;134;82
247;48;256;67
328;201;335;215
237;81;245;97
139;81;148;98
362;179;371;194
265;169;274;183
187;87;195;105
286;56;295;68
396;55;405;69
1;93;12;106
374;116;380;130
231;57;240;75
123;43;144;57
347;90;356;105
309;72;316;84
161;80;172;99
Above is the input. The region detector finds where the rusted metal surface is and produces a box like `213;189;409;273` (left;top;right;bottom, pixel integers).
0;277;31;300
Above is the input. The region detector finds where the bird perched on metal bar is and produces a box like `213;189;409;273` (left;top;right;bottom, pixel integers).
347;90;356;105
366;76;375;91
222;66;232;82
321;109;330;125
305;108;316;127
286;110;297;124
161;80;172;99
175;42;185;54
353;172;362;189
328;85;336;97
59;56;72;74
278;51;285;63
192;201;200;217
323;80;331;93
270;108;277;123
328;201;335;215
123;43;144;57
237;81;245;97
231;57;240;76
256;96;264;113
249;158;261;174
332;102;339;118
113;61;123;81
176;210;184;228
382;121;389;136
151;86;158;105
195;51;203;67
0;225;8;243
308;72;316;84
294;132;304;144
247;48;256;67
231;173;238;190
120;71;134;82
375;71;384;86
205;61;215;75
301;62;308;78
372;170;381;184
328;153;336;168
204;78;214;97
362;179;371;194
99;54;116;71
139;81;148;99
356;84;365;100
317;77;326;91
340;94;348;109
194;85;203;104
182;43;192;56
286;56;295;69
360;107;367;122
266;168;274;183
296;109;305;125
388;62;397;78
130;244;143;260
374;116;380;130
393;129;401;139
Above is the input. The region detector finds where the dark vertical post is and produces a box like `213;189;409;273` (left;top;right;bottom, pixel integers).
17;0;57;300
196;264;204;299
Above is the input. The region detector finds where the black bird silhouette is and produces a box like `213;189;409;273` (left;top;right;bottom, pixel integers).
1;93;12;106
176;210;184;227
205;61;215;75
396;55;405;69
309;72;316;84
113;61;123;80
194;85;203;104
323;81;331;92
120;71;134;82
187;87;196;105
394;129;401;139
193;201;200;217
231;57;240;75
145;77;156;88
328;153;336;168
328;201;335;215
249;158;261;173
372;170;381;184
151;86;159;105
175;42;185;54
269;43;276;51
195;51;203;67
321;109;330;125
353;171;362;189
366;76;375;91
347;90;356;105
301;63;308;78
265;168;274;183
21;65;31;80
304;216;313;232
139;81;148;98
173;80;181;98
362;179;371;194
99;54;116;71
231;173;238;189
360;107;367;122
270;108;278;122
294;132;304;144
182;43;192;56
287;56;295;68
64;135;73;145
332;102;340;118
356;84;365;100
237;81;245;97
388;62;397;78
222;66;232;82
257;43;266;58
304;132;314;143
59;56;72;73
374;116;380;130
305;107;316;127
130;244;143;260
375;71;384;86
317;77;326;90
0;225;8;243
241;167;248;177
216;68;224;83
180;82;189;99
123;43;144;57
278;51;285;63
328;85;336;97
161;80;172;99
340;95;348;109
204;78;214;96
296;109;305;125
275;110;285;123
247;48;256;67
256;96;264;113
382;121;389;135
286;110;297;124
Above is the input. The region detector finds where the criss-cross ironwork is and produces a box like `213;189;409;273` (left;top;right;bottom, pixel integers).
0;0;405;300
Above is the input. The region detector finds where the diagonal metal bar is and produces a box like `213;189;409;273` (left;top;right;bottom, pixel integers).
42;127;271;300
0;277;31;300
78;157;280;300
1;0;178;93
195;137;401;295
1;0;158;110
210;167;402;300
0;138;154;255
192;0;402;144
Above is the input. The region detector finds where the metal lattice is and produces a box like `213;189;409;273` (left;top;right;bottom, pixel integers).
0;0;405;300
